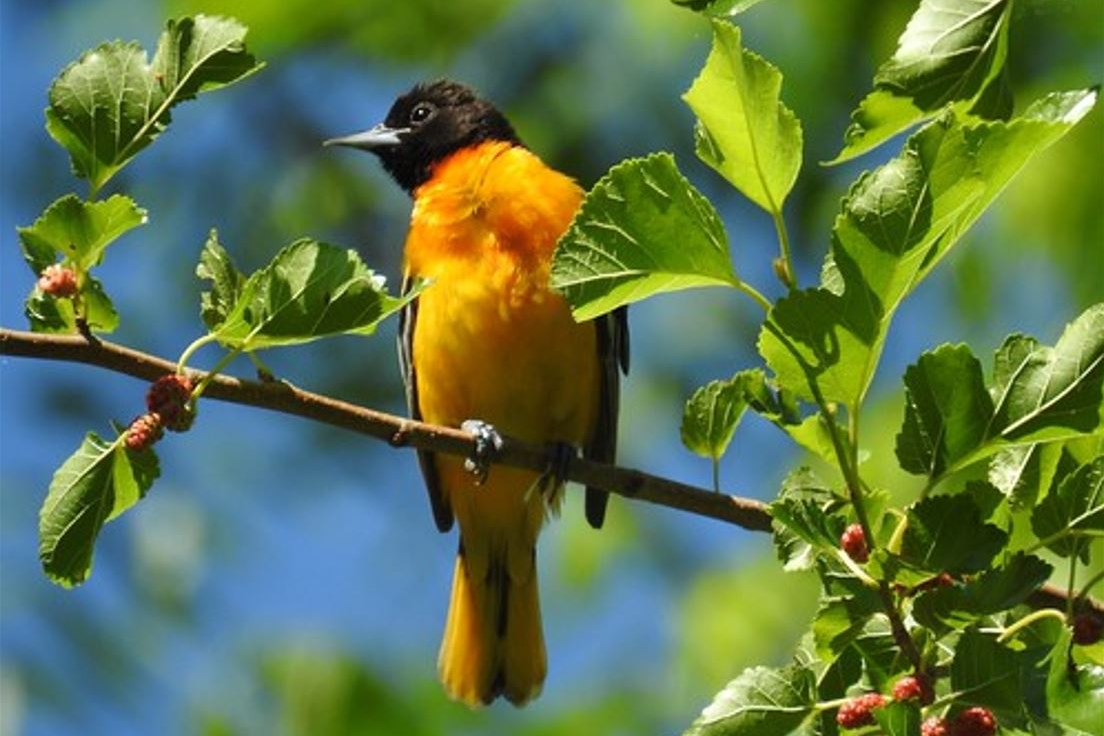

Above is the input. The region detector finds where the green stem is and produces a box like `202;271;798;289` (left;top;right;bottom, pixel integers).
1078;567;1104;601
191;345;244;400
771;207;797;292
734;278;773;314
711;457;721;495
996;607;1068;643
176;333;220;374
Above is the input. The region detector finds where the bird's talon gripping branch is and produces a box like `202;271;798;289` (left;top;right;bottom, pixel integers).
460;419;503;484
540;441;577;494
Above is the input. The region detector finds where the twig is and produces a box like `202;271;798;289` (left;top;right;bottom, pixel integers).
0;327;773;532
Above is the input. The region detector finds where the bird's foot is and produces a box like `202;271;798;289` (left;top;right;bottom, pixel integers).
460;419;503;485
538;442;577;495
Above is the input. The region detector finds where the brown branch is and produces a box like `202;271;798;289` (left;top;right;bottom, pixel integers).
0;327;773;532
5;326;1102;615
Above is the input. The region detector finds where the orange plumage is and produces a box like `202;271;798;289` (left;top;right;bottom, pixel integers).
326;81;626;707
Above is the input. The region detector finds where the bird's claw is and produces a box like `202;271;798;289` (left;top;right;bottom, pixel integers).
461;419;503;484
540;442;576;493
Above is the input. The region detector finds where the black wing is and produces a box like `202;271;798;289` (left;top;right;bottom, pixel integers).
583;305;630;529
399;275;454;532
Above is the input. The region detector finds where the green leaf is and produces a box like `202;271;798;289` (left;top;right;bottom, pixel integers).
763;89;1098;409
681;371;756;461
38;433;159;586
1031;457;1104;563
683;664;816;736
670;0;767;16
900;495;1007;575
551;153;738;320
196;229;246;330
17;194;147;272
873;700;921;736
1046;626;1104;732
769;469;846;573
896;345;994;479
950;630;1023;713
911;553;1053;631
990;304;1104;443
25;276;119;335
811;593;882;661
831;0;1012;163
683;20;802;212
988;442;1064;510
206;239;416;351
45;15;262;193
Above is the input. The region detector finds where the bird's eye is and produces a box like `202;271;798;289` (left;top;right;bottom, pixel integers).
410;102;436;125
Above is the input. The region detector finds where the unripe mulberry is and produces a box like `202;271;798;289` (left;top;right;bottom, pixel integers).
125;413;163;452
38;264;79;297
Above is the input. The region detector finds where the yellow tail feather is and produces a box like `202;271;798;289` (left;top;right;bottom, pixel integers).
438;550;546;707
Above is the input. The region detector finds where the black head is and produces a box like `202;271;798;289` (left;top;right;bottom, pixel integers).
325;80;522;195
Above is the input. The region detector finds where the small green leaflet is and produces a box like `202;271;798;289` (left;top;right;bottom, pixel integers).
911;552;1052;632
39;433;159;587
899;494;1007;576
949;631;1024;713
551;153;738;320
17;194;147;273
196;230;246;330
1031;457;1103;564
831;0;1012;163
200;237;417;351
683;20;802;213
896;345;994;480
45;15;262;194
683;664;816;736
990;303;1104;443
25;276;119;335
1045;627;1104;733
681;371;756;461
16;194;144;335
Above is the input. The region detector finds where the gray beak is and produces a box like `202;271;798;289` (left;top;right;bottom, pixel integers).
323;123;408;150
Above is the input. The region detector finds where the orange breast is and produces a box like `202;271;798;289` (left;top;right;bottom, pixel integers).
404;141;599;447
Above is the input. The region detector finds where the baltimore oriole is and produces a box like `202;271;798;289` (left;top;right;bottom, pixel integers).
327;80;629;706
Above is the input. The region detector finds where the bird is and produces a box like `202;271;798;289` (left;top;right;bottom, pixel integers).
326;79;628;707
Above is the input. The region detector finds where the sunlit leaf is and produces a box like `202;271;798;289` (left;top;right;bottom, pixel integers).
990;303;1104;443
682;371;757;461
900;495;1007;575
1031;457;1104;563
24;276;119;335
196;230;246;330
832;0;1012;162
552;153;738;320
896;344;994;479
763;90;1098;409
17;194;147;272
683;20;801;212
1046;626;1104;732
45;15;262;193
206;239;416;351
39;433;159;587
683;664;816;736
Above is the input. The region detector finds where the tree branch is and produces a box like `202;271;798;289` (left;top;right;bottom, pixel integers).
0;327;773;532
